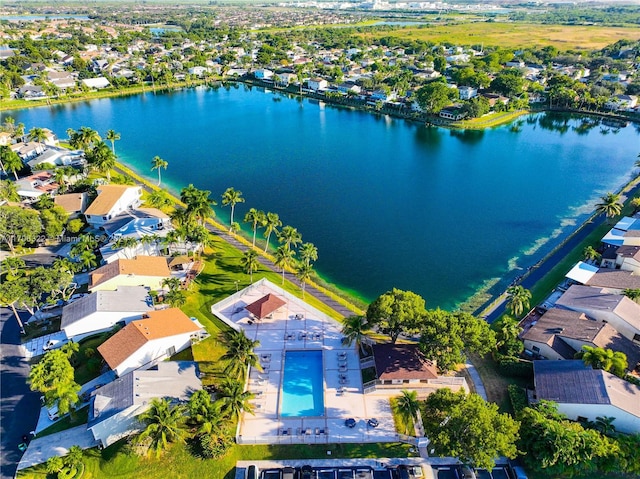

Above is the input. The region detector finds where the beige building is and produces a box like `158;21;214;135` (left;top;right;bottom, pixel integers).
84;185;142;227
89;256;171;292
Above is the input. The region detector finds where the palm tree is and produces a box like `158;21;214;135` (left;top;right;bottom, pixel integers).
187;389;224;435
77;250;97;271
28;127;47;148
241;249;260;283
278;225;302;251
151;156;168;186
395;389;420;434
582;245;601;264
0;179;19;201
296;263;313;298
341;315;369;355
221;187;245;232
495;316;522;349
0;146;23;180
219;329;261;379
630;197;640;214
591;416;617;436
146;190;172;210
88;141;116;181
274;245;296;285
505;285;531;317
113;236;138;259
299;242;318;267
136;398;187;458
244;208;266;248
578;345;628;377
217;378;255;420
105;129;120;156
595;192;623;222
263;212;282;252
77;126;101;151
181;185;216;225
623;288;640;303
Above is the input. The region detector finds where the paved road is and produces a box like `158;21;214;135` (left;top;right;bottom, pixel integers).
0;308;40;479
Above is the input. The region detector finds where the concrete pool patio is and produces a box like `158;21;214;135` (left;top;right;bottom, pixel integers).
211;279;406;445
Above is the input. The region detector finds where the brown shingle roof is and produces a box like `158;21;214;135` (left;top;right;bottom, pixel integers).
373;343;438;381
97;308;201;370
54;192;87;214
85;185;139;216
245;294;286;319
586;269;640;290
89;256;171;289
617;245;640;261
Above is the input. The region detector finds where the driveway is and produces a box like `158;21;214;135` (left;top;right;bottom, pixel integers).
0;308;40;479
17;425;98;471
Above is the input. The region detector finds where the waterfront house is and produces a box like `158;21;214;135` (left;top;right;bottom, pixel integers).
88;361;202;448
555;285;640;343
54;192;88;218
254;68;274;80
615;245;640;274
84;184;142;227
372;343;438;386
97;308;206;377
565;261;640;294
81;77;111;90
307;77;328;92
521;308;640;370
458;86;478;100
532;360;640;434
18;85;46;100
439;106;467;121
60;286;153;340
10;141;45;161
100;207;171;239
601;216;640;247
15;171;59;202
89;255;171;292
0;132;12;146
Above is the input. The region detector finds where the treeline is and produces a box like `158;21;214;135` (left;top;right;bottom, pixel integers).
508;6;640;26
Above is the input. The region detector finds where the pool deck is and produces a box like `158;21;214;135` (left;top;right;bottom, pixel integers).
211;279;403;445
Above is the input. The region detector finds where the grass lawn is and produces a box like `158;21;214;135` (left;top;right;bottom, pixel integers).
357;22;640;50
74;335;108;385
389;398;414;436
18;440;413;479
35;406;89;439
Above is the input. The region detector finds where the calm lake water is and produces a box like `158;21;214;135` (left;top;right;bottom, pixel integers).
4;86;639;309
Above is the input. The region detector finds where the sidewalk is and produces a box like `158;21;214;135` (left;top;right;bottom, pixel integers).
464;362;487;401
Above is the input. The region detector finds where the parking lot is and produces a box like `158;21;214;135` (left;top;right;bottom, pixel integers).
433;466;510;479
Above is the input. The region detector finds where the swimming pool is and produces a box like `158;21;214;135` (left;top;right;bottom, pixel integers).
280;350;324;417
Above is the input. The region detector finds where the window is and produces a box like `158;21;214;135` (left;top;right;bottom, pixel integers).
633;333;640;344
532;346;540;353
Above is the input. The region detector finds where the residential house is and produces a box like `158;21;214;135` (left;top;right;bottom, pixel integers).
97;308;206;377
15;171;59;202
521;308;640;370
605;95;638;111
274;72;297;86
337;82;361;95
307;78;328;92
555;285;640;343
26;147;85;170
565;261;640;294
47;71;76;90
616;245;640;274
81;77;111;90
601;216;640;247
101;208;171;239
54;192;89;218
84;185;142;227
88;361;202;448
11;142;45;161
254;68;274;80
505;59;525;68
370;90;397;102
458;86;478;100
188;66;208;77
532;360;640;434
89;256;172;292
60;286;153;340
0;132;12;146
439;106;467;121
18;85;46;100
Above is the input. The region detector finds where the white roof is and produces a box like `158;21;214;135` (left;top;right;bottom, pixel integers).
82;77;110;88
565;261;599;284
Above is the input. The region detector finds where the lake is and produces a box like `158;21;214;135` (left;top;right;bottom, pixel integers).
4;86;638;310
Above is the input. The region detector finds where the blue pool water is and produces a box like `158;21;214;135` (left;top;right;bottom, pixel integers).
280;350;324;417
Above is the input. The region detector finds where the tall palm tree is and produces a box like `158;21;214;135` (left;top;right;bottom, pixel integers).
88;141;116;181
505;285;531;317
0;146;23;180
219;329;261;379
113;236;138;259
77;250;97;271
396;389;420;434
218;378;255;420
244;208;266;248
274;245;296;285
181;185;216;225
28;127;47;148
299;242;318;267
341;315;368;355
595;192;623;222
296;263;313;297
221;187;245;232
146;190;172;210
263;212;282;252
187;389;225;435
105;129;120;156
578;345;627;377
495;316;522;349
278;225;302;251
241;249;260;283
77;126;101;151
151;155;168;186
136;398;187;458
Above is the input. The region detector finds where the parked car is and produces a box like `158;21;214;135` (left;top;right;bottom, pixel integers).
459;466;477;479
511;466;528;479
43;339;62;351
247;465;259;479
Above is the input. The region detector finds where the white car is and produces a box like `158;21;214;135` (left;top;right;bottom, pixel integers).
43;339;62;351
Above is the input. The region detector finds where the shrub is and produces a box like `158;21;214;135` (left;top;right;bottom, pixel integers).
507;384;528;413
199;433;233;459
497;356;533;378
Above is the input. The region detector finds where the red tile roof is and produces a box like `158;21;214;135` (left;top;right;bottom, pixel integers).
245;293;286;319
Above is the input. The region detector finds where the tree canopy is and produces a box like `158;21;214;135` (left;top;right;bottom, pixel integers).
422;389;520;470
28;349;81;415
366;288;426;343
419;309;496;372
